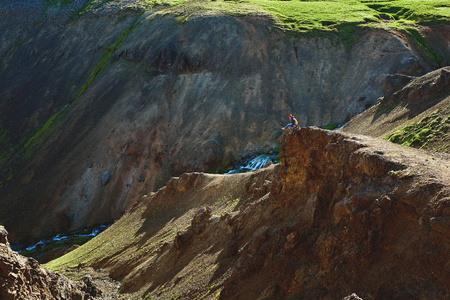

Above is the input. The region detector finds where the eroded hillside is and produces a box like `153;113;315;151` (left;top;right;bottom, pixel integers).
1;0;449;245
45;127;450;299
341;66;450;153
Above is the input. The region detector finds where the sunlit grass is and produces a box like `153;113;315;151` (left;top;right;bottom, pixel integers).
63;0;450;36
251;0;379;32
151;0;449;32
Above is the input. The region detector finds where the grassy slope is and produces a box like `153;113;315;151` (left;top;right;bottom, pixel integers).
45;171;256;298
57;0;450;33
340;66;450;153
386;107;450;152
353;97;449;152
384;98;450;152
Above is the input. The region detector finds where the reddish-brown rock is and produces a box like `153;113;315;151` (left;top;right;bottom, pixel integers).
0;227;101;300
220;127;450;299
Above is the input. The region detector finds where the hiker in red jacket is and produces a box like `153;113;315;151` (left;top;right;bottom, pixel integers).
282;114;298;130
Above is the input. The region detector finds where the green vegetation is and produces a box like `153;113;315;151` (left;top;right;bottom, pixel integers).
45;174;247;273
179;0;449;42
96;0;450;36
386;111;450;152
364;0;450;25
45;205;147;271
67;0;450;37
248;0;377;34
0;104;68;190
20;236;92;258
75;18;140;97
153;178;166;191
401;27;443;67
0;129;8;161
0;166;17;189
23;106;67;156
320;123;339;130
0;129;7;143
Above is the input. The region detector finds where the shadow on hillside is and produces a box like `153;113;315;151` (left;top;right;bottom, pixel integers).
370;102;397;124
140;230;230;298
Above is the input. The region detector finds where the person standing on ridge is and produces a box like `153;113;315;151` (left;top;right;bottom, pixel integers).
282;114;298;130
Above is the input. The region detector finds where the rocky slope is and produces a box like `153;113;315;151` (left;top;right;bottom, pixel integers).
0;225;104;300
46;126;450;299
341;66;450;152
1;0;448;244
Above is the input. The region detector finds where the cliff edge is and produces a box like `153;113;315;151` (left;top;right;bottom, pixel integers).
46;127;450;299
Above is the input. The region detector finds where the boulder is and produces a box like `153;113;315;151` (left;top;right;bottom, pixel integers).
0;226;8;245
191;207;212;234
100;171;111;186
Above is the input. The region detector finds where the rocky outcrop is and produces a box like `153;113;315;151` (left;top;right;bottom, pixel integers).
343;294;364;300
174;206;214;249
0;226;8;246
0;226;102;300
384;67;450;107
341;66;450;141
46;127;450;299
220;127;450;299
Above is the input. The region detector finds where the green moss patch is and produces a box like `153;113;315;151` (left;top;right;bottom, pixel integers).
23;106;67;156
386;111;450;152
75;17;141;98
252;0;378;33
365;0;450;25
0;104;68;190
401;27;443;67
320;123;339;130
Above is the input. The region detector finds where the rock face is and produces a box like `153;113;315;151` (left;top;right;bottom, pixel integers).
0;226;101;300
0;2;448;244
47;127;450;299
222;127;450;299
341;66;450;140
222;127;449;299
0;226;8;246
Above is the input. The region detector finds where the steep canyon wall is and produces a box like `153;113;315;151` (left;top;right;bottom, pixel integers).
0;3;445;243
